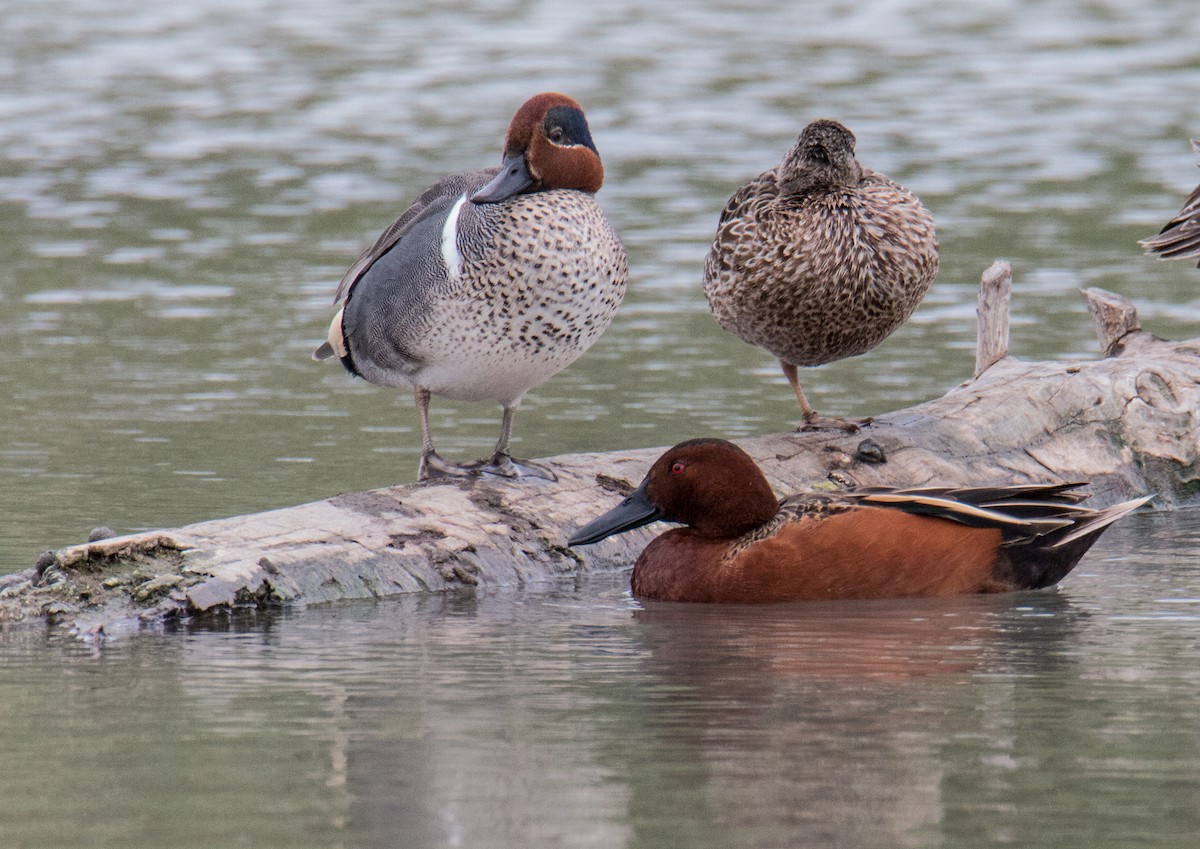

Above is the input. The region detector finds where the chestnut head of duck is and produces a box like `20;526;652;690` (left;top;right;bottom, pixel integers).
569;438;778;545
472;92;605;204
778;118;863;196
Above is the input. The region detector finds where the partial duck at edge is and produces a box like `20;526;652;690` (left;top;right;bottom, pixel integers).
1141;138;1200;266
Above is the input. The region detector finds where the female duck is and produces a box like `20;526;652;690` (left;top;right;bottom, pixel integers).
1141;138;1200;266
315;92;628;482
703;120;938;431
569;439;1149;603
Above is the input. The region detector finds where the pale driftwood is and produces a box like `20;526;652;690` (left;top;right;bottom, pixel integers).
1084;286;1144;355
3;285;1199;635
974;260;1012;377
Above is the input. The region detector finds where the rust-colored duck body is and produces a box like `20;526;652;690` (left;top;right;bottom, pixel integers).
703;120;938;431
569;439;1149;603
1141;139;1200;266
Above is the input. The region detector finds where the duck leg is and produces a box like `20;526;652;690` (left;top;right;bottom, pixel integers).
474;399;558;481
414;386;472;482
780;360;869;433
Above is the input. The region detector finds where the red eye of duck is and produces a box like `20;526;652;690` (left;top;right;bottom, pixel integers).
670;461;686;475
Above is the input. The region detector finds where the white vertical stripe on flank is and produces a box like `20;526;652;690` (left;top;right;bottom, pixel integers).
440;194;468;279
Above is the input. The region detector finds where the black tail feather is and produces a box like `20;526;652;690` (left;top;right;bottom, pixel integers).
998;495;1152;588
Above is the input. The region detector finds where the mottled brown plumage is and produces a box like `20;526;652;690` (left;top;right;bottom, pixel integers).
1141;139;1200;267
703;119;938;430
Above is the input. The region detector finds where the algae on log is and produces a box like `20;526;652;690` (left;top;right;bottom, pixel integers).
3;272;1198;634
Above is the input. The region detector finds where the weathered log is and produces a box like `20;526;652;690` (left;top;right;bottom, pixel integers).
3;277;1199;634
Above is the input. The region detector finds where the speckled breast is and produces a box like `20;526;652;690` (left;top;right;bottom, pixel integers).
415;188;628;402
704;177;937;368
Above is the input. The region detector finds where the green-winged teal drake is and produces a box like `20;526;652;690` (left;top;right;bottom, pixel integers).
315;92;628;482
1141;139;1200;266
703;119;938;431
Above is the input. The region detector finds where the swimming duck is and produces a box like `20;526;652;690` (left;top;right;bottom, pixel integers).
1140;139;1200;266
569;439;1149;603
314;92;628;482
703;119;938;431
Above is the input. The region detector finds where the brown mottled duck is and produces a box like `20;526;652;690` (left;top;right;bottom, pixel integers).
703;119;938;431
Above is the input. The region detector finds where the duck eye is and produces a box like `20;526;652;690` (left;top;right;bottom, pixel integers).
670;461;686;475
547;126;566;144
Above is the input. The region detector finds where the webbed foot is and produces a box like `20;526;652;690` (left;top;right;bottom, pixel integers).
472;452;558;482
795;415;872;434
417;451;476;483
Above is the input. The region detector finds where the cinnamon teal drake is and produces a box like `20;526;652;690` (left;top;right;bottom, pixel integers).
703;119;938;432
1141;139;1200;266
314;92;627;482
569;439;1149;603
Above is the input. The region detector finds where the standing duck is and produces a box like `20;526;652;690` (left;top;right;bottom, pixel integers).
315;92;628;482
569;439;1149;603
1140;139;1200;266
703;119;938;431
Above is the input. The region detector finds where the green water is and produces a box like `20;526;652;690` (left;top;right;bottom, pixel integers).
2;0;1200;846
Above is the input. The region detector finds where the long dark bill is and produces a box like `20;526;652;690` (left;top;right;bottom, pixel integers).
567;481;662;547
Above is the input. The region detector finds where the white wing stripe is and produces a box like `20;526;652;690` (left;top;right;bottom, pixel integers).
440;194;468;279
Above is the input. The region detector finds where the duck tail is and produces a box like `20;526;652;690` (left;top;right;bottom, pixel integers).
1001;494;1153;589
313;341;336;361
313;307;348;362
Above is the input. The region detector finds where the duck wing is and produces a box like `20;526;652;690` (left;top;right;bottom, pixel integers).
842;482;1151;546
332;168;498;305
835;482;1152;589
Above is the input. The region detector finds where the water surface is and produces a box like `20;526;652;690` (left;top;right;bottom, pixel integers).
4;510;1200;848
1;0;1199;846
2;0;1198;563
